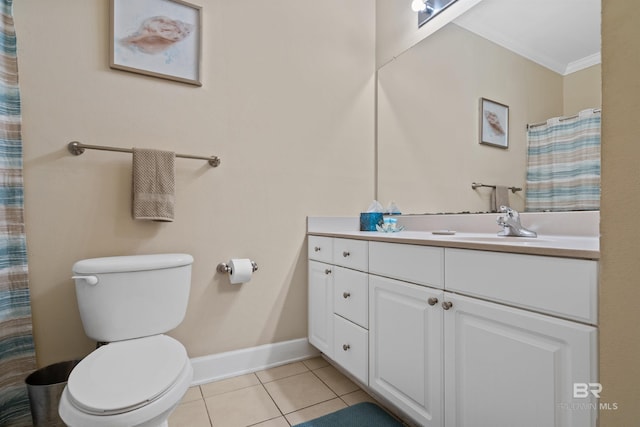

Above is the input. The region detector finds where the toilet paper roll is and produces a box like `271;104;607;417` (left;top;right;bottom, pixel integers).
229;258;253;284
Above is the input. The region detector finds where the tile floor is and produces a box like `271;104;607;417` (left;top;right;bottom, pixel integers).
168;357;403;427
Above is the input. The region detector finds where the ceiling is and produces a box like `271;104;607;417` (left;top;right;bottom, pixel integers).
453;0;601;75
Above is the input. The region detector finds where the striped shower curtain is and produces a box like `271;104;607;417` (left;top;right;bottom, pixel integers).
525;109;601;211
0;0;37;426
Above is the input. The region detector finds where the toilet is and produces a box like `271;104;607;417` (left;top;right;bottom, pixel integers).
58;253;194;427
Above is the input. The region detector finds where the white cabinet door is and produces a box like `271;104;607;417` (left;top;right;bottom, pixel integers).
308;260;334;358
444;293;597;427
369;275;444;427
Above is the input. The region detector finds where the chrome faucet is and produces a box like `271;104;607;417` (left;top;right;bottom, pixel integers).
496;206;537;238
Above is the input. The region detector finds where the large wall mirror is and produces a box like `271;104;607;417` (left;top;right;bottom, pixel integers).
376;0;601;214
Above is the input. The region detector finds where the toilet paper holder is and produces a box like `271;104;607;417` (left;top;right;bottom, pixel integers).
217;260;259;274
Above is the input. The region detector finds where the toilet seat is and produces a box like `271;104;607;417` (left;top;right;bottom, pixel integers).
67;335;188;415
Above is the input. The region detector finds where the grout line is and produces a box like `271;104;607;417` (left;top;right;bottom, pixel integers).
260;381;287;419
196;385;214;427
197;359;366;427
245;414;291;427
308;367;331;389
311;365;364;400
257;381;295;425
338;395;350;407
199;373;261;399
255;363;311;385
195;387;213;427
284;396;342;415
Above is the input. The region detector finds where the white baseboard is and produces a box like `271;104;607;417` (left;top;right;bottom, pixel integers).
189;338;320;385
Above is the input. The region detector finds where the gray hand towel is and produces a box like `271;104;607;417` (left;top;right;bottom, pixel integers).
132;148;175;222
492;185;510;212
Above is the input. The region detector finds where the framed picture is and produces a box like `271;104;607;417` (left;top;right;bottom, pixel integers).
110;0;202;86
479;98;509;148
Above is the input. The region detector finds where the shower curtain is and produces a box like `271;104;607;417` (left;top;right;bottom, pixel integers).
526;109;601;211
0;0;36;425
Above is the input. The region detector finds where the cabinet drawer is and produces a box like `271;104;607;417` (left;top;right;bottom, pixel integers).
333;238;368;271
445;248;598;324
334;267;368;328
308;236;333;263
334;314;368;385
369;241;444;288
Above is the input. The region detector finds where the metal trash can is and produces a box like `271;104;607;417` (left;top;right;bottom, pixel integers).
25;360;80;427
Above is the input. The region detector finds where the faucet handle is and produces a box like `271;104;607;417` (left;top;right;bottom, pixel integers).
497;205;511;225
499;205;520;220
499;205;514;214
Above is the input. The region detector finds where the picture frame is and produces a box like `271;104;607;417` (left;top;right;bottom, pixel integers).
110;0;202;86
479;98;509;148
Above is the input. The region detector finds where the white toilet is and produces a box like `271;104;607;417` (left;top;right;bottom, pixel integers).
58;253;194;427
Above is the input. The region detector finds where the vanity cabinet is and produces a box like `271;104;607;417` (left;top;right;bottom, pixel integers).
308;235;369;384
308;236;597;427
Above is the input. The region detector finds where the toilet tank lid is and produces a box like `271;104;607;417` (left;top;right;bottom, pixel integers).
73;253;194;274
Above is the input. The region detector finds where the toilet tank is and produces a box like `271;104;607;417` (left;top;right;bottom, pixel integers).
72;254;194;342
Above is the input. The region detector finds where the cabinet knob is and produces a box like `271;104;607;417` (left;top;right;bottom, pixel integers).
427;297;438;306
324;269;332;275
442;301;453;310
343;344;350;351
343;251;350;257
343;292;351;299
314;246;321;252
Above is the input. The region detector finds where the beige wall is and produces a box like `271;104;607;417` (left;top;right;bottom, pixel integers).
600;1;640;424
15;1;375;366
563;64;602;115
377;24;564;214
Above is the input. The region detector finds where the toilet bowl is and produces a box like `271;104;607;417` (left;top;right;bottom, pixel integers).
59;335;193;427
59;254;194;427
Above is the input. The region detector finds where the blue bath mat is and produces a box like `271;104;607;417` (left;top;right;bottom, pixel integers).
292;402;403;427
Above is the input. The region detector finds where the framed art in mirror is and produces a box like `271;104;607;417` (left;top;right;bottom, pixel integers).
110;0;202;86
480;97;509;148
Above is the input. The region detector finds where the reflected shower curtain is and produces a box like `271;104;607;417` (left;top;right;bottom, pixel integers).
526;109;601;211
0;0;36;426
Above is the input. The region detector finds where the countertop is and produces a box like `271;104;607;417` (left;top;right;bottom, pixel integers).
307;230;599;260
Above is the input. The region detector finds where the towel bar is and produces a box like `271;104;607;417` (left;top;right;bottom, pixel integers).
471;182;522;193
67;141;221;167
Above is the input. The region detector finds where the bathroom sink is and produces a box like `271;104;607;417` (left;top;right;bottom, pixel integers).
435;233;599;254
447;235;548;243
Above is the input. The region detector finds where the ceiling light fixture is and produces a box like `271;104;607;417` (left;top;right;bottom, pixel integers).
412;0;459;28
411;0;434;13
